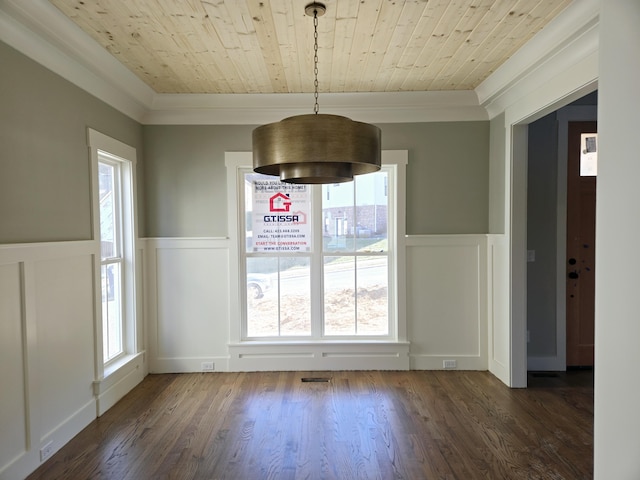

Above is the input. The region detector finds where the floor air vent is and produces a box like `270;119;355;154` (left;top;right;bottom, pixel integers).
301;377;331;383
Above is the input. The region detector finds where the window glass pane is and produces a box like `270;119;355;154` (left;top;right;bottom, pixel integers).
580;133;598;176
355;171;388;252
102;262;123;361
356;256;388;335
279;257;311;336
246;173;312;253
247;257;278;336
99;162;117;259
322;182;355;252
247;257;311;337
324;256;356;335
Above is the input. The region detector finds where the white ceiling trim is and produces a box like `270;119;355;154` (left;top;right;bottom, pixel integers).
476;0;600;118
144;91;488;125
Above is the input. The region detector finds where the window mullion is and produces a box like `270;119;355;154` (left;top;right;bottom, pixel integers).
311;184;324;339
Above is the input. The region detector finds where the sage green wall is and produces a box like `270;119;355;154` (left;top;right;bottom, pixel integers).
380;122;489;235
489;113;506;234
0;41;145;244
142;121;489;237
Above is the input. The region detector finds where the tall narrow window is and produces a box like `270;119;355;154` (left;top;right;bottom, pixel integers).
89;129;138;369
99;158;124;361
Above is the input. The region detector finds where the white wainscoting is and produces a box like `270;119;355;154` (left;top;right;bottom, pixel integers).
0;240;146;480
487;234;511;384
406;235;489;370
145;235;492;373
0;241;97;480
144;238;231;373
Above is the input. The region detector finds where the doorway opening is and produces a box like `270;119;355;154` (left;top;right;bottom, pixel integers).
525;92;598;373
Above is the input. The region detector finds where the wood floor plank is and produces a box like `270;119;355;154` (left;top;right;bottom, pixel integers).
27;370;593;479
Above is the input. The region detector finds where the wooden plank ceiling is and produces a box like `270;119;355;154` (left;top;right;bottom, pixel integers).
48;0;572;94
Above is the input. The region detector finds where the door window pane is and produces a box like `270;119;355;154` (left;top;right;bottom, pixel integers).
580;133;598;176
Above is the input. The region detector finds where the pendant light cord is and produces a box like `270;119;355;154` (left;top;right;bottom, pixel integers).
313;9;319;114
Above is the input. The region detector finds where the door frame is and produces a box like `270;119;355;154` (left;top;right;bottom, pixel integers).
524;106;598;372
504;83;598;387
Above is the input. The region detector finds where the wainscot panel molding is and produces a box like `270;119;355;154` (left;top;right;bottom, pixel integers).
144;235;494;373
406;235;489;371
228;342;411;371
0;240;98;480
487;234;511;385
144;237;232;373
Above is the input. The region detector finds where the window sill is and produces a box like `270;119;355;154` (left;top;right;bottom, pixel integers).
94;351;145;396
229;339;409;347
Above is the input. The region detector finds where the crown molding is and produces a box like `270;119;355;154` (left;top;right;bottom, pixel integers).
0;0;153;122
476;0;600;119
144;91;488;124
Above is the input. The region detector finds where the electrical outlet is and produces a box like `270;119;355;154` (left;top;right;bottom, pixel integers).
443;360;457;369
201;361;214;372
527;330;531;343
40;441;54;462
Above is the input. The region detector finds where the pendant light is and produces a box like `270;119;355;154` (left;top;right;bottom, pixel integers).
252;2;381;184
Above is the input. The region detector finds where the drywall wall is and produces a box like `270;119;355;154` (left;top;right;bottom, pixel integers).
0;41;145;243
488;113;506;234
142;121;489;238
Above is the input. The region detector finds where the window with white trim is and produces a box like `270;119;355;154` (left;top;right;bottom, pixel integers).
228;151;406;342
89;129;138;367
99;157;125;361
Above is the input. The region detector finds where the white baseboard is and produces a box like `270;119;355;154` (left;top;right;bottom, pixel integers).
94;353;146;416
150;356;231;374
410;354;487;370
0;399;99;480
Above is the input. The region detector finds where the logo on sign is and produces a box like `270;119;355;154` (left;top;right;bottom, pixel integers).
269;192;291;212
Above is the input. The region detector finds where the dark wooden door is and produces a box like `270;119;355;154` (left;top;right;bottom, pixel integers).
566;121;597;367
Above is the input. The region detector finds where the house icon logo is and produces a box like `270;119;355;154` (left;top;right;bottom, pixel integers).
269;192;291;212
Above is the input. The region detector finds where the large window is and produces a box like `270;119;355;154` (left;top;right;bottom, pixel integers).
89;129;138;368
238;162;399;340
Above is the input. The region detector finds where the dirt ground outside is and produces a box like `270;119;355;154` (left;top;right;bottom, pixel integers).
247;286;388;337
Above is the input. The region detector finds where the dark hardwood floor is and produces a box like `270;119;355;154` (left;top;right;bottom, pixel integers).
27;370;593;479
